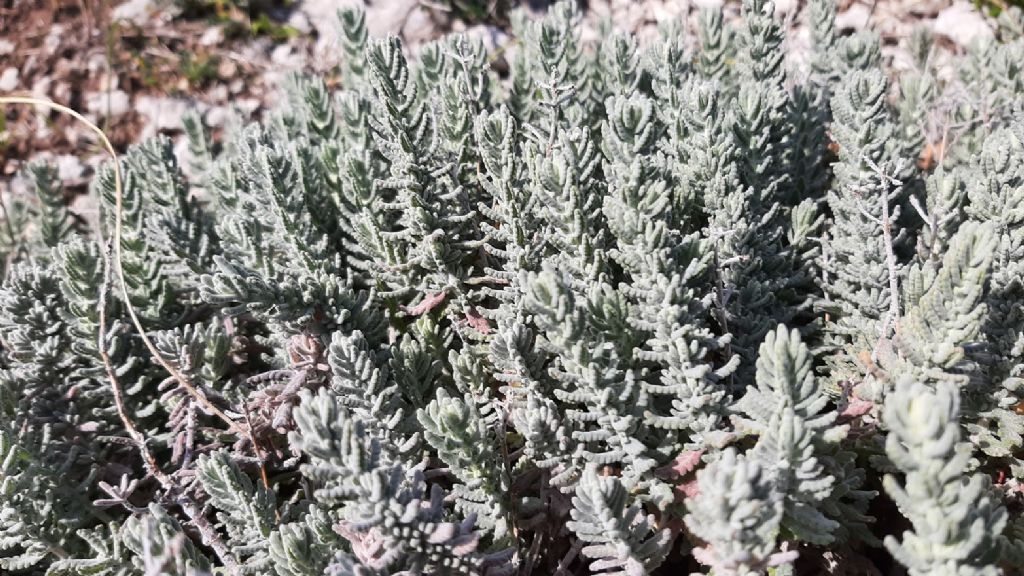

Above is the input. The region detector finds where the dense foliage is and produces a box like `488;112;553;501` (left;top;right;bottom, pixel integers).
2;1;1024;574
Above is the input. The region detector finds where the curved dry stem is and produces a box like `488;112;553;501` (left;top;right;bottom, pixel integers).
1;95;238;426
1;94;244;573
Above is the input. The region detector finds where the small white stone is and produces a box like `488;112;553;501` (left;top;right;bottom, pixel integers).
87;53;109;75
836;3;870;30
0;39;14;56
55;154;86;181
235;98;261;116
85;90;131;118
649;0;685;23
199;26;225;47
401;6;433;46
312;36;342;72
934;2;993;47
31;77;52;99
21;54;39;77
288;10;312;35
365;0;417;37
271;43;290;64
205;106;229;127
8;172;31;197
112;0;156;25
135;96;199;137
208;85;229;102
270;43;301;67
299;0;358;36
0;67;19;92
773;0;798;17
464;24;508;54
44;25;64;53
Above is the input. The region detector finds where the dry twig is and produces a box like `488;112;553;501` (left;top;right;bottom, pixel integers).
0;94;245;573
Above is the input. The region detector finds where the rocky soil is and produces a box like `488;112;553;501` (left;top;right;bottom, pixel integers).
0;0;1007;201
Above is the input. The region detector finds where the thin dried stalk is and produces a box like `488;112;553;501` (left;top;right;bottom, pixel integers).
0;95;242;573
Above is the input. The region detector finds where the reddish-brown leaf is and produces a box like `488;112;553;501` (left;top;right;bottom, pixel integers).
404;291;448;317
